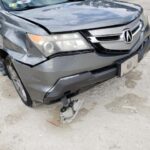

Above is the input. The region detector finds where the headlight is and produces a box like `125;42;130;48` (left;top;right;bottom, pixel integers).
27;33;92;57
140;13;148;32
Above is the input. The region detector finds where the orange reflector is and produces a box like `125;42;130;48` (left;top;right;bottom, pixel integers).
28;34;43;43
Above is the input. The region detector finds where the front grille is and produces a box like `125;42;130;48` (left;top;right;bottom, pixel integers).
133;21;143;35
94;43;129;55
86;17;143;55
96;35;120;41
132;24;141;34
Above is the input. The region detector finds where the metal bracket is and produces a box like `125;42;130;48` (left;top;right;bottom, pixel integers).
60;96;84;123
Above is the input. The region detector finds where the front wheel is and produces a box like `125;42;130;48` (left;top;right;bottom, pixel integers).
5;57;33;107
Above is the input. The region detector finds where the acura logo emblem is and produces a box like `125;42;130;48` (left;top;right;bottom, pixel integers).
123;29;133;43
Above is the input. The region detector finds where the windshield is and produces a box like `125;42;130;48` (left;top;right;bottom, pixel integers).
2;0;69;11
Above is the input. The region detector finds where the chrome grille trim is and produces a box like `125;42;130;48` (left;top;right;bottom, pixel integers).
132;22;143;35
88;18;143;51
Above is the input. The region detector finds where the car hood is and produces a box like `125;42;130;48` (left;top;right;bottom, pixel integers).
11;0;142;33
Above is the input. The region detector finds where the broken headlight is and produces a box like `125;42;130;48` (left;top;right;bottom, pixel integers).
28;33;92;57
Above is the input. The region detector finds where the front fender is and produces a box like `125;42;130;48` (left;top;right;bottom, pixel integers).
0;11;48;65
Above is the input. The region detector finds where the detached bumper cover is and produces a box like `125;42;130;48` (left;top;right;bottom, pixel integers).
44;36;150;103
44;67;117;103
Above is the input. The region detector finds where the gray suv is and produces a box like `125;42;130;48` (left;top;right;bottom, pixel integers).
0;0;149;121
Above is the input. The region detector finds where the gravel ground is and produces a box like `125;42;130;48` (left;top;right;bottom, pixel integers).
0;0;150;150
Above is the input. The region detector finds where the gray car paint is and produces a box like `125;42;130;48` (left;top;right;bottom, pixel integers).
12;0;142;33
0;0;142;65
13;29;150;102
0;0;149;103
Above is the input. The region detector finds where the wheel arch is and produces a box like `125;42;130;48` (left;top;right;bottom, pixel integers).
0;49;8;59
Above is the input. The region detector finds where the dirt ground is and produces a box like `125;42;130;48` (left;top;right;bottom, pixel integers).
0;0;150;150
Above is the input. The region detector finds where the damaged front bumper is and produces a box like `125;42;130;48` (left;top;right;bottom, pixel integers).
12;32;150;103
44;35;150;103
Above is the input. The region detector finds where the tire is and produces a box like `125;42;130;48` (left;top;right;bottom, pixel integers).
4;57;33;107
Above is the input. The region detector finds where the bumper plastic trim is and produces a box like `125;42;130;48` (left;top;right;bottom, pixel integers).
44;67;117;104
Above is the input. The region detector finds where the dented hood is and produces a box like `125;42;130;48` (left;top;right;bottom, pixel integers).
11;0;142;33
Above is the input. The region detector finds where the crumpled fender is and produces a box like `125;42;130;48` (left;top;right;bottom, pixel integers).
0;11;48;65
